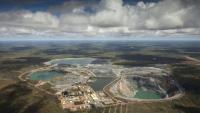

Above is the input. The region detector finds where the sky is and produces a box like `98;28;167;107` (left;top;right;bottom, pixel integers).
0;0;200;40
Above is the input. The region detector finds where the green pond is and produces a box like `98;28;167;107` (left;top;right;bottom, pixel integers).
89;77;115;91
29;70;65;81
48;58;95;65
134;88;162;99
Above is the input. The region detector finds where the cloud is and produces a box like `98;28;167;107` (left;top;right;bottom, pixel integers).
0;0;200;38
0;10;59;29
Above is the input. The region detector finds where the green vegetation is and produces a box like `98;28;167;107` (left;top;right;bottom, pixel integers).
0;81;64;113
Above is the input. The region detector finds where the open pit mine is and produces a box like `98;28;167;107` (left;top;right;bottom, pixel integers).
19;58;184;112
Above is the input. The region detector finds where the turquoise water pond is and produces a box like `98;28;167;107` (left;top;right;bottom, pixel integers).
29;70;65;81
134;88;162;99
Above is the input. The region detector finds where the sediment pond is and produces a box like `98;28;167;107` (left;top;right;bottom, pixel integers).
89;77;115;91
47;58;95;65
29;70;65;81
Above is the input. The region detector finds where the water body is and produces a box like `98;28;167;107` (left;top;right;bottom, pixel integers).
134;88;161;99
48;58;95;65
29;70;65;81
89;77;115;91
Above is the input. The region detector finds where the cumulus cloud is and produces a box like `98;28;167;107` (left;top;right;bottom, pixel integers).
0;0;200;38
